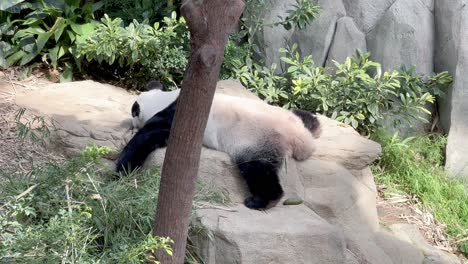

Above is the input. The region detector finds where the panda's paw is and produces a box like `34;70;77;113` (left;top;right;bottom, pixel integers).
244;196;268;210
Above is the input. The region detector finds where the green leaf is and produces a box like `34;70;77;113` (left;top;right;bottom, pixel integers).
92;1;104;12
287;66;298;73
69;22;82;35
54;18;67;42
6;50;25;66
67;30;76;42
280;57;295;65
49;45;59;66
60;63;73;82
19;51;37;65
36;32;52;52
351;118;358;129
0;0;25;11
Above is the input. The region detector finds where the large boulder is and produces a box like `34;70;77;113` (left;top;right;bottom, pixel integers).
342;0;395;33
434;0;468;179
14;80;461;263
325;17;367;69
14;80;134;157
250;0;297;68
289;0;346;67
366;0;434;75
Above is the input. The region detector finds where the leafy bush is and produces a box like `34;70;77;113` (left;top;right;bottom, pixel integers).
372;133;468;254
0;144;225;262
102;0;171;25
74;12;188;87
233;46;452;135
0;0;102;81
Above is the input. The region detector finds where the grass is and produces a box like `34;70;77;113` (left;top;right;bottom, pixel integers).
0;145;225;263
372;132;468;254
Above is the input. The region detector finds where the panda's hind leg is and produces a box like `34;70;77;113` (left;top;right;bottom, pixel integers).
234;146;284;210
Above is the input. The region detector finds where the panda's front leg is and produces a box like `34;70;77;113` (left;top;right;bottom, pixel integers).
234;149;284;210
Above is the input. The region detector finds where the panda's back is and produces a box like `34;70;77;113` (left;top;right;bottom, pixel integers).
204;94;313;157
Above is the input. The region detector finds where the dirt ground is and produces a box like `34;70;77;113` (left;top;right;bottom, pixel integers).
0;68;466;261
0;69;64;173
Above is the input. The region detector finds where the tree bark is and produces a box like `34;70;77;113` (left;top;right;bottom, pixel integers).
151;0;245;263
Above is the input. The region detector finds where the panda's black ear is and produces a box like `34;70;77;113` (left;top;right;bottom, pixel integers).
292;109;321;138
146;80;164;91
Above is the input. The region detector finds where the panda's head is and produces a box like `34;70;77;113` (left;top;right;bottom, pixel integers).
131;82;180;129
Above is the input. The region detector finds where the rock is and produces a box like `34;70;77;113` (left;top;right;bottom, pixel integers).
215;79;261;101
434;0;468;179
290;0;346;67
342;0;396;33
14;80;136;157
250;0;297;68
374;231;425;264
312;117;381;170
367;0;434;75
389;224;462;264
345;249;360;264
325;17;367;68
13;80;461;263
191;205;347;264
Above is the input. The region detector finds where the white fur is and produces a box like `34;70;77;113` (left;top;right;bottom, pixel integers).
133;89;180;128
205;94;315;160
133;89;316;160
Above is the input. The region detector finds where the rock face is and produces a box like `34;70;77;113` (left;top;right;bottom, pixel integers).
434;0;468;179
250;0;468;178
289;0;346;67
367;0;434;74
14;80;460;264
325;17;366;69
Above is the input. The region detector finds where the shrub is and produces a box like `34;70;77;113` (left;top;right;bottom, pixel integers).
102;0;170;25
0;0;101;81
74;12;188;88
233;45;452;135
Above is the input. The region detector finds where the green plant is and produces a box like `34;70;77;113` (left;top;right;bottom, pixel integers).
372;132;468;254
228;0;319;68
0;144;227;262
0;0;102;80
234;46;452;135
74;12;188;87
14;108;53;144
102;0;170;25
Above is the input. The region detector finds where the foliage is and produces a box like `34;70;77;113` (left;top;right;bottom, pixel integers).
0;0;102;80
372;133;468;254
227;0;320;70
74;12;188;87
102;0;171;25
279;0;321;30
14;107;53;144
233;46;452;135
0;144;227;263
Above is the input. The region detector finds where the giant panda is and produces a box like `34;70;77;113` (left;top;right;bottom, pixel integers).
117;84;321;210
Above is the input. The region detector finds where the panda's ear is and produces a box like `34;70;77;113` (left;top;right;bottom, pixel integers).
146;80;164;91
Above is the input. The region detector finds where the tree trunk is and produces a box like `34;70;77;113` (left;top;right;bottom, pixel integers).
151;0;245;263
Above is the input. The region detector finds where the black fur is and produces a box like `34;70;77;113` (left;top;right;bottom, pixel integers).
116;100;177;173
146;80;164;91
292;109;320;136
233;146;284;209
117;98;319;210
131;101;140;118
